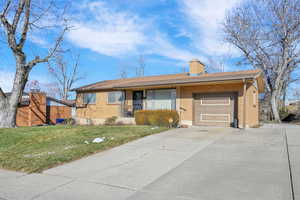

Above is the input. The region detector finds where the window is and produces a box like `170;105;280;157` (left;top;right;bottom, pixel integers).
146;89;176;110
83;93;96;104
108;91;124;104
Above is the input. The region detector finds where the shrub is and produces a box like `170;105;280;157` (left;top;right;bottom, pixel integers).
135;110;179;127
62;118;76;125
279;107;290;120
104;116;118;125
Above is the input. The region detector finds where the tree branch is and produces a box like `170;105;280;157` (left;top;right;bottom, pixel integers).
17;0;31;49
0;87;6;100
2;0;12;16
11;0;26;33
26;27;68;69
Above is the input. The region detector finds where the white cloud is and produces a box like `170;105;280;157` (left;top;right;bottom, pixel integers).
68;23;146;57
0;70;15;92
67;1;198;62
150;34;205;62
67;1;146;57
180;0;241;56
29;34;49;47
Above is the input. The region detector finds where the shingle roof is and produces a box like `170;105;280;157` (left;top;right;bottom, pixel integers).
72;69;262;92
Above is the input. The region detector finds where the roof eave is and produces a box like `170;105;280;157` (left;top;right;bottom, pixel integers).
75;77;257;92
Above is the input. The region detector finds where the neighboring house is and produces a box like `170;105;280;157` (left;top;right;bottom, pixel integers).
72;59;264;128
6;91;75;126
287;100;300;113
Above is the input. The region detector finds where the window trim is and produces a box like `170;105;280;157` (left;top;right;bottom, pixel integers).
146;88;176;110
107;91;124;105
83;93;96;105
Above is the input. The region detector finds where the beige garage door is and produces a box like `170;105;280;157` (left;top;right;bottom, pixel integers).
194;93;236;126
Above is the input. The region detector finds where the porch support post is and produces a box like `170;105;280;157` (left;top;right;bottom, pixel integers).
243;79;247;129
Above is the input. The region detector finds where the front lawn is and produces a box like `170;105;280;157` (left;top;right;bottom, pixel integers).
0;125;168;173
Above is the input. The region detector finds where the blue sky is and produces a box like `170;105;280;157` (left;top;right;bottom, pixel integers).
0;0;246;94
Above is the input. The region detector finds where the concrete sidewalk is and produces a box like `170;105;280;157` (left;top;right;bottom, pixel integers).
0;125;299;200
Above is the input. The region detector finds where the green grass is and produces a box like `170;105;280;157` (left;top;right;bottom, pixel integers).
0;125;168;173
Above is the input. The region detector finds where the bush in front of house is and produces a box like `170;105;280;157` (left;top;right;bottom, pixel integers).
62;118;76;125
104;116;118;125
135;110;179;127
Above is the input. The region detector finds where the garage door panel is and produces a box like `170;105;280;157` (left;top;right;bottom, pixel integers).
194;106;232;113
200;114;230;122
194;93;236;126
200;97;230;105
196;121;232;127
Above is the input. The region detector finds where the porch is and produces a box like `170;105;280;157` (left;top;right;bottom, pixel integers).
119;88;177;118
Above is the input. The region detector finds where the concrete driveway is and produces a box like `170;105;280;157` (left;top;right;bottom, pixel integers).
0;125;299;200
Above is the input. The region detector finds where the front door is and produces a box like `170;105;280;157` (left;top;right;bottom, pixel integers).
133;91;143;112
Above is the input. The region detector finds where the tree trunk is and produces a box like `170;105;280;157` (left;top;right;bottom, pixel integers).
270;90;281;123
0;106;17;128
0;98;14;128
0;55;29;128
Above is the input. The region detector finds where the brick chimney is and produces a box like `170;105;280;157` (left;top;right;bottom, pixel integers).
189;59;205;76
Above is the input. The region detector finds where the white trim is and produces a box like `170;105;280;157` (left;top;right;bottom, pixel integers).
200;97;230;106
200;114;230;123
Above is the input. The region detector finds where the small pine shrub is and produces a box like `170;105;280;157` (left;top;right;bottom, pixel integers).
135;110;179;127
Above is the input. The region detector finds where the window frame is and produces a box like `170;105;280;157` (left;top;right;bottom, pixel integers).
83;93;96;105
146;89;176;110
107;91;124;105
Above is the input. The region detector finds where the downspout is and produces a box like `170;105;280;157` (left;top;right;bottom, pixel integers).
243;79;247;129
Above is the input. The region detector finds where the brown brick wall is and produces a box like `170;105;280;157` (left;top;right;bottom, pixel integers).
16;106;30;127
47;106;72;124
76;91;121;119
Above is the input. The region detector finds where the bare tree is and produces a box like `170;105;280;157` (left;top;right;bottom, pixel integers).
206;56;226;73
0;0;69;128
25;80;60;98
48;52;83;100
223;0;300;122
